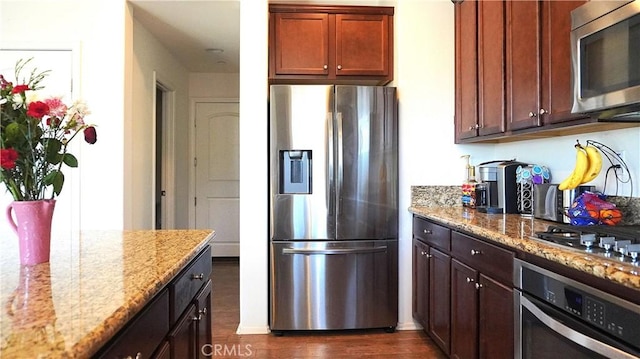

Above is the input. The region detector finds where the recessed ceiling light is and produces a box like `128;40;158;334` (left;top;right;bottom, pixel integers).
205;48;224;54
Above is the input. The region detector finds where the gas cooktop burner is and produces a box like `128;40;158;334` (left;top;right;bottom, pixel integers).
535;225;640;263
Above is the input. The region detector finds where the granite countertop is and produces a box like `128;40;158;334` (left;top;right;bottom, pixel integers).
409;206;640;292
0;229;214;358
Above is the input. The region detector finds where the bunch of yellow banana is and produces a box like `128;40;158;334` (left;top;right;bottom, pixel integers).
558;143;603;190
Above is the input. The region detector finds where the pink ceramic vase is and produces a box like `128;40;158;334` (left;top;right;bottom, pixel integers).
6;200;56;265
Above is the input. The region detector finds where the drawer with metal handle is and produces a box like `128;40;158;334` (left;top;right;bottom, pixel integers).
170;246;212;324
413;216;451;252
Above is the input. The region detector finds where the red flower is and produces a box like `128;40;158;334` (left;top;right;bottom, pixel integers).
26;101;50;119
46;117;62;127
11;84;29;94
84;126;97;144
0;148;19;169
0;75;11;89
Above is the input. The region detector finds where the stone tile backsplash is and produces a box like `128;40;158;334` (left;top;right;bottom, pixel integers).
411;185;640;225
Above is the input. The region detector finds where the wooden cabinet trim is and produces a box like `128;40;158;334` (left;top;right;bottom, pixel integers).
269;4;394;16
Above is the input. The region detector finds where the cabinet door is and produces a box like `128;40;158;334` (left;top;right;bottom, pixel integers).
451;259;478;359
412;239;430;329
271;12;330;76
335;14;390;76
506;0;542;131
478;274;514;359
428;248;451;355
478;0;506;136
169;304;198;359
196;280;213;359
454;0;479;142
540;1;587;124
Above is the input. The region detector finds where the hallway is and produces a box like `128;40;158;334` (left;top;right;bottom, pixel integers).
210;258;447;358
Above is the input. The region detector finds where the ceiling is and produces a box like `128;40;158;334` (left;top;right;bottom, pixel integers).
130;0;241;73
129;0;396;74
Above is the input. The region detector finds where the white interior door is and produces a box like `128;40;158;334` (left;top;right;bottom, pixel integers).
195;101;240;257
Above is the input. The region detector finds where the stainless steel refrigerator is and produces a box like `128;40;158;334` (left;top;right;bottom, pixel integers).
269;85;398;333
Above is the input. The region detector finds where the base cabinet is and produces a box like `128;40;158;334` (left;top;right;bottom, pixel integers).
478;275;513;359
412;218;452;355
428;248;451;355
451;259;478;359
413;216;514;359
96;246;212;359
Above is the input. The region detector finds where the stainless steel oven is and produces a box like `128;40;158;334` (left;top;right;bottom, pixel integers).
514;259;640;358
570;0;640;120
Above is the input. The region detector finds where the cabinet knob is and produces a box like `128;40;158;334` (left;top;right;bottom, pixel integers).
423;229;432;235
323;65;328;70
124;353;142;359
475;283;483;290
470;249;482;256
528;112;537;118
421;250;428;256
466;277;475;283
468;124;480;130
191;273;205;280
539;108;548;115
192;314;203;322
337;65;342;70
199;307;208;316
426;254;433;258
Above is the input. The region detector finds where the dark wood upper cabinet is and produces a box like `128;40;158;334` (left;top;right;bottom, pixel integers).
540;1;588;125
454;0;479;142
506;0;542;131
335;14;390;77
269;5;393;85
271;12;330;76
478;0;506;137
507;0;587;131
454;0;633;143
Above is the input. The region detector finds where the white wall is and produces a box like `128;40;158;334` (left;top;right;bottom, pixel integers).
130;16;191;229
238;0;269;334
1;0;127;230
189;73;240;99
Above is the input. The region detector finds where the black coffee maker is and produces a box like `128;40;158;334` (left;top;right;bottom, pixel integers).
475;160;527;214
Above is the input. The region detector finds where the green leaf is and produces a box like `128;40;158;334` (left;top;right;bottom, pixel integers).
44;170;65;196
4;123;21;142
62;153;78;167
45;139;62;162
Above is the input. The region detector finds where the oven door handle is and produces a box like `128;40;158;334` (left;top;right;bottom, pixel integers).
521;296;638;359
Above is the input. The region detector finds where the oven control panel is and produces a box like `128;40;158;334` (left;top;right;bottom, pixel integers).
520;264;640;349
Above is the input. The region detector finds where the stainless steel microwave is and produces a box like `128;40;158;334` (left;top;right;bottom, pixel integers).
570;0;640;121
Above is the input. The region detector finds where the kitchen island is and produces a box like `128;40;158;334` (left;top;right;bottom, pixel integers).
0;229;214;358
410;206;640;292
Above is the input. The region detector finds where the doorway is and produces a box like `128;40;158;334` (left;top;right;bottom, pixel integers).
154;80;175;229
193;100;240;256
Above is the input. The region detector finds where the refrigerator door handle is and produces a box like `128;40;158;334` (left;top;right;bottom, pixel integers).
282;246;388;255
327;112;334;216
335;112;343;215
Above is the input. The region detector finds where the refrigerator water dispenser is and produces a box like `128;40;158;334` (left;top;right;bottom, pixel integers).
280;150;312;194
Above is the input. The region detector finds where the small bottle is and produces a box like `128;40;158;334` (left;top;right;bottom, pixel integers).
465;166;477;208
461;155;476;208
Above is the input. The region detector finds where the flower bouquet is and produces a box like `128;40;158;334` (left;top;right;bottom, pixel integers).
1;58;97;264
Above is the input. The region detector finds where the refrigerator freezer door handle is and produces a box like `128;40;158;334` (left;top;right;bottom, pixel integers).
282;246;388;255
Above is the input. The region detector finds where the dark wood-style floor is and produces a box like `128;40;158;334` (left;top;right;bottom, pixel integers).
211;258;447;358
